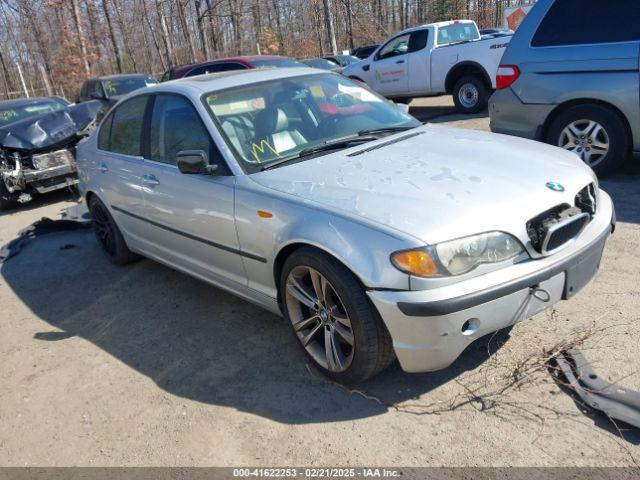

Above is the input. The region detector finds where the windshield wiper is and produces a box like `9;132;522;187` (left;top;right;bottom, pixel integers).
357;125;416;136
260;135;377;171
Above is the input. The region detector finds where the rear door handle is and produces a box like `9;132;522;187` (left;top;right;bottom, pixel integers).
98;162;108;173
142;174;160;187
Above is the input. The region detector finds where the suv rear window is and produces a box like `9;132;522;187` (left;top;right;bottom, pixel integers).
532;0;640;47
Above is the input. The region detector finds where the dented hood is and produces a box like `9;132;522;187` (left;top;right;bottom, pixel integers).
0;100;102;153
251;124;597;245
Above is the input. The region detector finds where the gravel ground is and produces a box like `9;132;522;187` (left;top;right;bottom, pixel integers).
0;96;638;467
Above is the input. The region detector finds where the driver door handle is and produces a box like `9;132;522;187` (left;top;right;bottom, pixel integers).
396;59;405;64
98;162;108;173
142;174;160;187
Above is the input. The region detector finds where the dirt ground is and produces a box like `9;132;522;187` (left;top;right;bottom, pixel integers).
1;96;639;467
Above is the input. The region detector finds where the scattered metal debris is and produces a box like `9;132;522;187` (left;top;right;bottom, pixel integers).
552;348;640;429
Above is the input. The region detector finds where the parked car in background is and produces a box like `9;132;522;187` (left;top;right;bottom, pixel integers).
323;54;361;67
76;74;157;113
0;99;101;210
352;44;380;59
160;55;306;81
342;20;511;113
300;58;341;71
77;67;614;383
489;0;640;176
480;28;514;38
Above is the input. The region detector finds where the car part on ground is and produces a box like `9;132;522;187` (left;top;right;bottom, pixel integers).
0;101;101;211
489;0;639;176
551;349;640;430
77;68;614;382
0;216;91;265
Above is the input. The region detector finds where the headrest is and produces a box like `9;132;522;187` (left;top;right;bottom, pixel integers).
254;107;288;134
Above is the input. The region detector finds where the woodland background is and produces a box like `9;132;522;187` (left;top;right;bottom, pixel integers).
0;0;533;100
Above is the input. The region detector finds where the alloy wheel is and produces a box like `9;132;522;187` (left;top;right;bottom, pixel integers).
558;119;610;167
285;266;355;372
458;83;479;109
91;204;116;256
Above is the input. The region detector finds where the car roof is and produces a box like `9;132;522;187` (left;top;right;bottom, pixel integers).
171;55;292;76
91;73;153;82
0;97;67;109
159;67;325;94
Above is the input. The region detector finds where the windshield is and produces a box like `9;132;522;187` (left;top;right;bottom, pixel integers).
0;100;67;128
204;73;420;171
304;59;339;70
103;76;157;97
251;58;305;69
437;23;480;46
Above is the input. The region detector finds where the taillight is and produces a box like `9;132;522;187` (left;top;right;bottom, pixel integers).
496;65;520;90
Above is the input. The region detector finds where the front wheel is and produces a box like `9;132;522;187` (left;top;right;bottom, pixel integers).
280;247;394;384
0;180;18;212
452;75;489;114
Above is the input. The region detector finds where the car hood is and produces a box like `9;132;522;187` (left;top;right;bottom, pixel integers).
0;100;102;153
250;124;597;245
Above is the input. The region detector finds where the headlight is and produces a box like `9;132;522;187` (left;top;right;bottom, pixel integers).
391;232;525;277
31;149;74;170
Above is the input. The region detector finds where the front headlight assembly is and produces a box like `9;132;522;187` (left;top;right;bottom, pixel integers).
391;232;526;277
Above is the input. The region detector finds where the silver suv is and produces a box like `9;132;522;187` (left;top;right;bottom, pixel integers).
489;0;640;176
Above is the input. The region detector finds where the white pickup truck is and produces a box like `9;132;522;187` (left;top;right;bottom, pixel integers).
342;20;511;114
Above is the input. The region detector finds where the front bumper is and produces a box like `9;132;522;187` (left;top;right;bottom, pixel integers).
489;88;554;140
368;191;615;373
23;164;77;193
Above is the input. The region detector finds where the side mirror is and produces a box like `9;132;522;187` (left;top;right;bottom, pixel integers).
395;102;410;114
176;150;217;175
90;91;105;100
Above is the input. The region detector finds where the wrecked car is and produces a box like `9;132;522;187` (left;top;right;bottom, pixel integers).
0;99;101;210
77;69;615;384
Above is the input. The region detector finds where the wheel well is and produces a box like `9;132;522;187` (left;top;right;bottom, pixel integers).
85;190;95;206
445;62;491;94
348;76;366;84
541;99;633;146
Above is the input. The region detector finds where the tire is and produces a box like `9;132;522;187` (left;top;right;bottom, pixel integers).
88;195;140;265
452;75;489;114
546;104;629;177
280;247;394;384
0;180;18;212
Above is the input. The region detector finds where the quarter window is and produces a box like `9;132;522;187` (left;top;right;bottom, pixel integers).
149;95;215;165
532;0;640;47
409;30;429;52
108;95;148;156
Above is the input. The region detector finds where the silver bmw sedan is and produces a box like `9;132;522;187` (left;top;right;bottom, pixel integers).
76;68;615;383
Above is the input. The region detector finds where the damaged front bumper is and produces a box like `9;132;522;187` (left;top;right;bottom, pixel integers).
2;149;78;197
368;191;615;373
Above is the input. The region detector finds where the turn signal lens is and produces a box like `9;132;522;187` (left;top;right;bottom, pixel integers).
496;65;520;90
391;250;439;276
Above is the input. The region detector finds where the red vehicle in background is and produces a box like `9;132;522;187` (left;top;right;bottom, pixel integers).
160;55;306;81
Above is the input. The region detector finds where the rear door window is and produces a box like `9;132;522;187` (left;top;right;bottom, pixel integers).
107;95;148;156
408;30;429;52
532;0;640;47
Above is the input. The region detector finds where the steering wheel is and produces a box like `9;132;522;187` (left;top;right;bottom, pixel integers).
318;114;342;136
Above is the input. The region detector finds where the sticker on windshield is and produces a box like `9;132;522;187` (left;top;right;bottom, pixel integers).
251;139;281;163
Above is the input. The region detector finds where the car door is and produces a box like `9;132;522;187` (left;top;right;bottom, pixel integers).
94;95;150;244
138;93;247;288
406;29;431;94
370;33;411;96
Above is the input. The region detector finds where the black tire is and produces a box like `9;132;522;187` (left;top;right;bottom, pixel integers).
0;180;18;212
88;195;140;266
280;247;394;384
452;75;489;114
546;104;629;177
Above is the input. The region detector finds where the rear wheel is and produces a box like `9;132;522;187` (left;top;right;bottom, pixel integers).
546;104;629;176
452;75;489;114
280;247;394;384
88;195;140;265
0;181;18;212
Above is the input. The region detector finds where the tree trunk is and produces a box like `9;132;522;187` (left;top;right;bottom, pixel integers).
323;0;338;55
70;0;92;76
102;0;123;73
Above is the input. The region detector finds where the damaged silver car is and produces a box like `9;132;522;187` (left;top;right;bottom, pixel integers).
0;98;101;210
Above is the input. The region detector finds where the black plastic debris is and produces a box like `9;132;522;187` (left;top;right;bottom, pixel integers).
552;349;640;429
0;217;91;264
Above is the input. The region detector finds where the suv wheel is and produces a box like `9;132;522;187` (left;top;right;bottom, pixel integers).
0;180;18;212
547;104;629;176
280;247;394;384
452;75;489;114
88;195;140;265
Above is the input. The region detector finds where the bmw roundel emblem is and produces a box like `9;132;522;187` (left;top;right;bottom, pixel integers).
546;181;565;192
